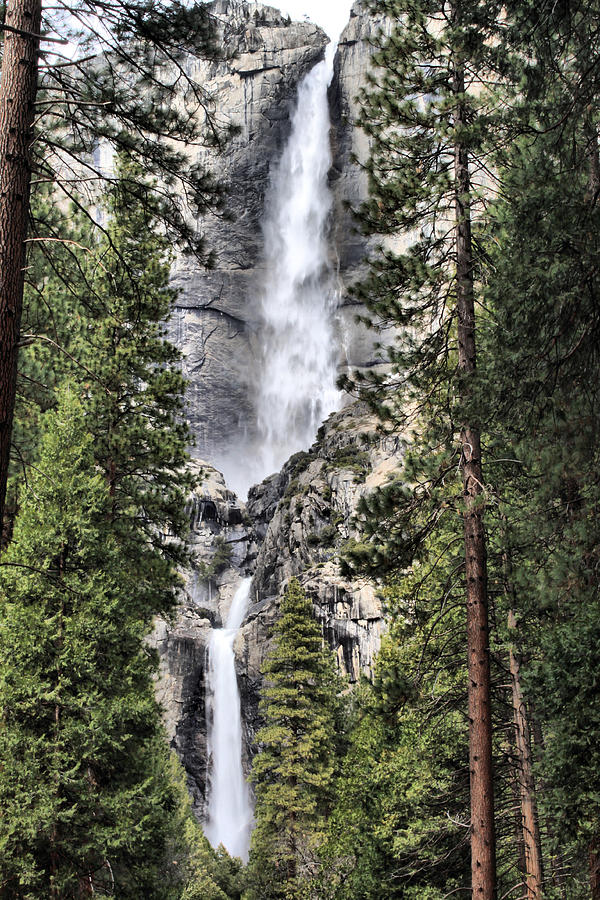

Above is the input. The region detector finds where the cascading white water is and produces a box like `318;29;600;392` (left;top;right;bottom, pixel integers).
204;45;343;858
204;578;253;861
252;46;342;484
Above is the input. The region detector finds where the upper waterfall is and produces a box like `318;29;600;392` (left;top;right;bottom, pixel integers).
255;45;341;480
224;46;342;496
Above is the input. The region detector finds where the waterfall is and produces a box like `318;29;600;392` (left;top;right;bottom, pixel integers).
203;46;341;859
204;578;253;861
219;46;341;496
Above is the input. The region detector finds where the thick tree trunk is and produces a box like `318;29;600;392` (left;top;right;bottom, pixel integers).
453;53;497;899
0;0;42;530
508;611;544;899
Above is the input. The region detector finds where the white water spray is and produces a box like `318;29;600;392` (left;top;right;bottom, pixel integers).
204;46;343;857
204;578;253;861
252;46;341;483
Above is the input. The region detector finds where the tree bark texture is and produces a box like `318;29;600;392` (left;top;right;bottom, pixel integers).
585;119;600;208
508;611;544;899
0;0;42;530
453;57;497;900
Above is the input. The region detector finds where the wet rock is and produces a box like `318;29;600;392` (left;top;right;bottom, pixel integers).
239;400;405;747
152;461;253;816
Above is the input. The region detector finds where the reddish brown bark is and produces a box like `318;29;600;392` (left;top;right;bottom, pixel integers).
585;119;600;208
453;49;497;899
0;0;42;530
508;611;544;899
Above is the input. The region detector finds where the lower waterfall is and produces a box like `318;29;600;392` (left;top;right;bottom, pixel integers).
204;578;254;861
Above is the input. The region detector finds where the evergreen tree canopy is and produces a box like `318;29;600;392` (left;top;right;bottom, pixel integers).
0;390;179;897
247;578;340;900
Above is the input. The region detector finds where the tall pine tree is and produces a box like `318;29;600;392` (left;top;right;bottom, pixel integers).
0;390;179;897
247;579;340;900
344;1;507;893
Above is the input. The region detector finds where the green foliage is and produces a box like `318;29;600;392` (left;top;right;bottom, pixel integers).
0;390;178;897
323;510;474;898
475;110;600;890
0;157;205;898
197;536;234;581
33;0;231;264
246;579;341;900
165;755;245;900
341;0;600;895
14;156;195;621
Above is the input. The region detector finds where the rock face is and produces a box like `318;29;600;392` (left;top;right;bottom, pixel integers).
240;402;403;726
155;404;403;811
168;1;328;461
169;0;391;471
156;1;405;823
153;462;254;815
329;0;394;373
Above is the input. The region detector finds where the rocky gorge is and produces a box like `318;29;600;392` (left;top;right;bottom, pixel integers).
153;0;402;824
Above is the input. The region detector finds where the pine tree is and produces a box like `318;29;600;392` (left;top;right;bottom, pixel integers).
11;155;195;617
246;578;340;900
73;154;196;616
330;517;523;899
0;156;206;898
323;622;471;899
0;0;225;529
477;112;600;899
0;389;180;897
344;2;508;893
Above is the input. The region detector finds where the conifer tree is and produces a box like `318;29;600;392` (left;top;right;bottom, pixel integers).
0;156;204;898
331;516;524;899
73;154;195;614
345;2;506;893
477;113;600;898
0;0;225;529
0;390;179;897
247;578;340;900
11;155;194;615
323;588;471;899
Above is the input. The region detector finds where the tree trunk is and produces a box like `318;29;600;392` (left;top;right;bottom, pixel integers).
508;729;528;881
585;119;600;208
453;49;497;899
531;718;569;898
0;0;42;530
508;611;544;899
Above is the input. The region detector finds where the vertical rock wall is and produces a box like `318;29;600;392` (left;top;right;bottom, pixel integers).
170;0;392;471
329;0;395;375
168;2;328;461
156;0;405;821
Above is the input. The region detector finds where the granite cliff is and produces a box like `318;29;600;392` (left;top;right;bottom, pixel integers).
168;1;328;461
168;0;387;468
154;1;401;817
155;401;403;815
